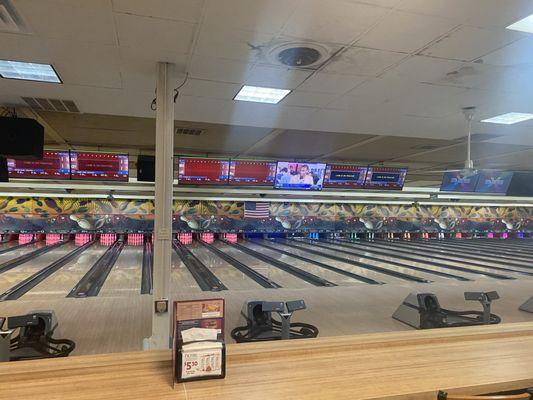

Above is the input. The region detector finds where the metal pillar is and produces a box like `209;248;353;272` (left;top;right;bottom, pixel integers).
149;62;174;349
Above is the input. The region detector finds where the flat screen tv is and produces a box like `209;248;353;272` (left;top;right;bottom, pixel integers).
177;157;229;185
364;167;407;190
474;170;514;194
228;160;276;186
70;152;129;182
324;164;367;189
7;150;70;179
274;161;326;191
440;170;479;192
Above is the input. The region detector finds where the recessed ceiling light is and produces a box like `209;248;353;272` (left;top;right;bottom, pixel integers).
234;85;291;104
0;60;61;83
507;14;533;33
481;112;533;125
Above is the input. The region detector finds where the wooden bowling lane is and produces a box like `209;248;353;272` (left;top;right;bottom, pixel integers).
345;240;526;279
170;248;202;293
213;241;311;289
98;245;143;297
21;244;111;299
0;244;76;294
269;240;395;284
288;240;435;283
242;241;365;286
189;243;263;291
0;242;41;264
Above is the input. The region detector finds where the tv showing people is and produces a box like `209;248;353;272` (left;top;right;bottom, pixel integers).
70;152;129;182
474;170;514;194
177;157;229;185
440;170;479;192
274;162;326;190
324;164;368;188
364;167;407;190
7;151;70;179
228;160;276;186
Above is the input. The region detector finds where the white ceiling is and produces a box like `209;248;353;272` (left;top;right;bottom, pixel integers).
2;0;533;183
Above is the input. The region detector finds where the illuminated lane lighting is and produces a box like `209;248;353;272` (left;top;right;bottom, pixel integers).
507;14;533;33
0;60;61;83
481;112;533;125
234;85;291;104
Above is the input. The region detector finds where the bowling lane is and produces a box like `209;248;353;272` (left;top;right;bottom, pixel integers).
385;240;533;270
214;241;311;288
292;240;453;283
171;249;202;292
22;244;111;299
189;244;263;290
337;240;521;279
0;242;42;264
242;241;364;286
0;244;75;294
270;240;402;284
99;245;143;297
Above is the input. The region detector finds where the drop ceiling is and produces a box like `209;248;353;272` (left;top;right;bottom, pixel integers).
2;0;533;186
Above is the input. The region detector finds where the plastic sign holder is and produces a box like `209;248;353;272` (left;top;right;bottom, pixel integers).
172;298;226;386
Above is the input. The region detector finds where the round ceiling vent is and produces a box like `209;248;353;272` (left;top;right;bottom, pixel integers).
268;42;329;68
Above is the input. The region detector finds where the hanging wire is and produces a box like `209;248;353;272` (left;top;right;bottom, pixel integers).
150;72;189;111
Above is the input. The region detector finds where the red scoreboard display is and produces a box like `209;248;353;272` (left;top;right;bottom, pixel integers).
228;160;276;186
70;152;129;181
177;158;229;185
7;151;70;179
364;167;407;190
324;164;368;188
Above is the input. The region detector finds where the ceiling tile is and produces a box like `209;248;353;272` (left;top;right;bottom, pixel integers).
112;0;204;23
114;13;196;54
356;10;459;53
323;47;407;76
247;129;374;159
193;26;274;63
422;26;524;62
297;72;366;94
282;91;338;107
480;37;533;66
283;0;388;44
203;0;300;34
14;0;116;45
244;65;312;89
179;79;241;100
188;55;253;83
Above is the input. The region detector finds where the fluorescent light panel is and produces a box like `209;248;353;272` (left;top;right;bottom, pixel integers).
234;85;291;104
481;112;533;125
507;14;533;33
0;60;61;83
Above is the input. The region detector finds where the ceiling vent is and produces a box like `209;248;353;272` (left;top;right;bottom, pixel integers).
175;127;205;136
268;42;331;70
22;97;81;113
0;0;29;33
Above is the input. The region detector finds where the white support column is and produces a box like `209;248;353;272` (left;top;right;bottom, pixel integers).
149;62;174;349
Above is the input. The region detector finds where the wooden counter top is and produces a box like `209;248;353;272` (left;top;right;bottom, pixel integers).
1;323;533;400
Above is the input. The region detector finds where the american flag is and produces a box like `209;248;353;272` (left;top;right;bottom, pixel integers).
244;202;270;219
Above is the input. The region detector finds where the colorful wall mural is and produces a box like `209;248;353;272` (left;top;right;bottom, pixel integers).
0;196;531;233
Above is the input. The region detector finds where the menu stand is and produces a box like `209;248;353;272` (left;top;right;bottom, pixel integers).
172;299;226;386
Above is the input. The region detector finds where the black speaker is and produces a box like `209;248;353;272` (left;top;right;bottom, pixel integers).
0;117;44;160
136;155;155;182
0;157;8;182
506;172;533;196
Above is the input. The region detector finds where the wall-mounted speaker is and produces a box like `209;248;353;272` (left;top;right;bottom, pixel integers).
136;155;155;182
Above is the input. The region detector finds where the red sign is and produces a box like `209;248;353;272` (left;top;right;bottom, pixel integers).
228;160;276;186
70;152;129;181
